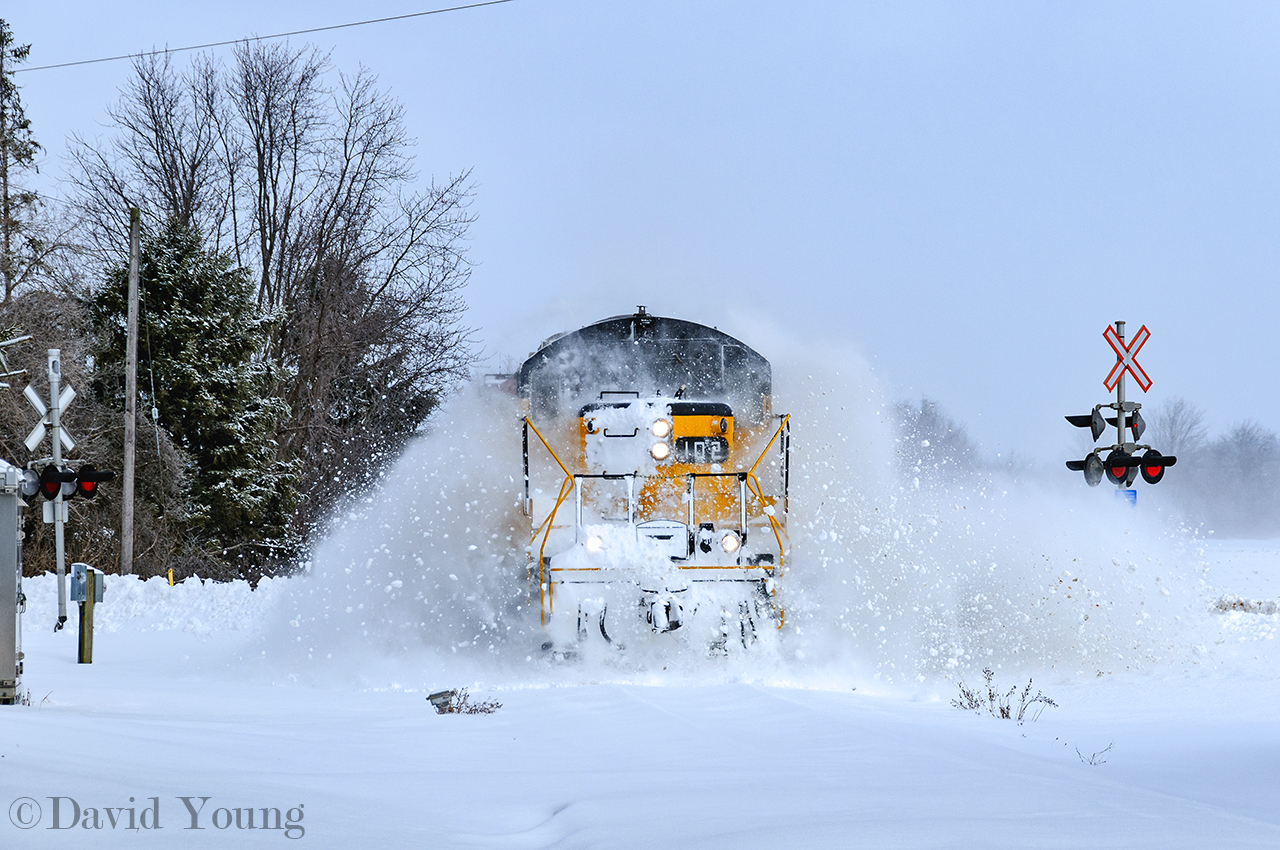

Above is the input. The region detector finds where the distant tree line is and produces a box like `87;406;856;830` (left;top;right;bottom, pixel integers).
893;399;978;487
1147;398;1280;538
0;21;474;579
893;393;1280;538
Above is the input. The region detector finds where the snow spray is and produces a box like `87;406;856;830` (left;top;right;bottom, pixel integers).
269;330;1204;688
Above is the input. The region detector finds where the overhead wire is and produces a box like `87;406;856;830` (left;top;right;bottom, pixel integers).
15;0;518;74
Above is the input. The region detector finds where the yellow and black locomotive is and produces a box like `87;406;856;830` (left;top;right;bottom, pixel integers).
517;307;790;649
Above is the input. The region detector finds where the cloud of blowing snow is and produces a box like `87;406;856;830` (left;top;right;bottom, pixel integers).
268;327;1206;688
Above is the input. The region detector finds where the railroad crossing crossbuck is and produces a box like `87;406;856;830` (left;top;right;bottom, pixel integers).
1103;323;1152;393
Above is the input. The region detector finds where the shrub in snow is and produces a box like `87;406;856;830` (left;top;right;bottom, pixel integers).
1213;595;1278;615
951;668;1056;725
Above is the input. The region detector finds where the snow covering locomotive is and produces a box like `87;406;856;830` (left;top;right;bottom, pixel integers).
517;307;790;651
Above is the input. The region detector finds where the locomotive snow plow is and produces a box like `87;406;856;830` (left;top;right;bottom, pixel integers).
518;307;790;652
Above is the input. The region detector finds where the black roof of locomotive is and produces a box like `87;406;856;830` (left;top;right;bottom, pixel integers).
517;308;772;423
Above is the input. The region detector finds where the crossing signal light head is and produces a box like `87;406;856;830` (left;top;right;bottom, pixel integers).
38;466;78;500
1139;449;1165;485
1084;452;1104;486
75;465;115;500
1102;410;1147;439
1064;452;1106;486
1131;409;1147;441
1103;450;1130;486
1091;408;1107;442
1064;408;1109;442
19;469;38;499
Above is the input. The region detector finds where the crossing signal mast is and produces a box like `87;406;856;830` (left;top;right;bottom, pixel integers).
1065;321;1177;490
22;350;116;630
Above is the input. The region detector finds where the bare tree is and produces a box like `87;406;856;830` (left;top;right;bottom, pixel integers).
223;41;328;307
67;52;228;262
1193;421;1280;537
894;398;978;483
1147;396;1208;458
66;41;475;551
1209;421;1280;479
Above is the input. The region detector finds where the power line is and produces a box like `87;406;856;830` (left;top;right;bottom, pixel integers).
16;0;518;74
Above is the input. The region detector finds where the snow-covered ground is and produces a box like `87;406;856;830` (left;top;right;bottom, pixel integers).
4;376;1280;847
2;543;1277;848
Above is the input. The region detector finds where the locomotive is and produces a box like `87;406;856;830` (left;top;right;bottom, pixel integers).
517;307;790;651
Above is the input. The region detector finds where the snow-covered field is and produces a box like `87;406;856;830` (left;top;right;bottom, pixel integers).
3;538;1279;848
5;374;1280;847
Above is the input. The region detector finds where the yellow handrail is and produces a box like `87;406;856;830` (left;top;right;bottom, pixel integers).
742;414;789;572
525;416;573;478
746;474;787;572
524;417;578;625
747;414;790;479
538;475;575;623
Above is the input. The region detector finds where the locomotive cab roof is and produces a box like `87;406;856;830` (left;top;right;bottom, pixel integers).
579;400;735;417
519;308;771;424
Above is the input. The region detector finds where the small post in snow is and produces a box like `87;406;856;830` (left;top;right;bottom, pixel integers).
71;563;104;664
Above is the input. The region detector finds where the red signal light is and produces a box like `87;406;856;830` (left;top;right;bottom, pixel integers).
38;466;78;500
76;465;116;500
1103;450;1132;486
1139;449;1165;485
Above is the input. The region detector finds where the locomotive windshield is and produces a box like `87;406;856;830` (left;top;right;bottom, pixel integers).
518;309;771;424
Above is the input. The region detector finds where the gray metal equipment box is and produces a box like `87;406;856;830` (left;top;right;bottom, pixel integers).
70;563;105;604
0;461;24;705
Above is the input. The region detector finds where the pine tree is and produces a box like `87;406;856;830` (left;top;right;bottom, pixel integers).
91;220;299;569
0;20;45;304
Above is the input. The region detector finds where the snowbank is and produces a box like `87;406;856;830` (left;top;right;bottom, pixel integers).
20;572;285;635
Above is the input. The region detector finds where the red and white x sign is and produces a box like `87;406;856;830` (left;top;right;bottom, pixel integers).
1103;324;1152;393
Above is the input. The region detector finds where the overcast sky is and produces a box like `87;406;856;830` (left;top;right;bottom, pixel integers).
8;1;1280;461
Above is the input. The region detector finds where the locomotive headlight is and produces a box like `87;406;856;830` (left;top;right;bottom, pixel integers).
720;531;741;553
650;442;670;461
585;535;604;553
651;418;671;438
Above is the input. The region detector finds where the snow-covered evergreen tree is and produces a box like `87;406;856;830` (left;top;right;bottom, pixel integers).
91;220;299;570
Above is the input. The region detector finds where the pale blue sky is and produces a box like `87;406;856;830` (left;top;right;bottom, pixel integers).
9;1;1280;460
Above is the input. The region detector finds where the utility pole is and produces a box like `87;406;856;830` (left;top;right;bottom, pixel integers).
1;43;9;300
121;207;139;575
